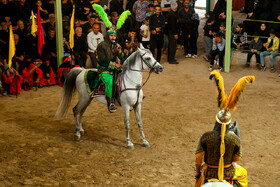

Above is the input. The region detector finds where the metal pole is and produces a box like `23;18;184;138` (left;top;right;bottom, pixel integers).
206;0;210;13
55;0;64;68
224;0;232;72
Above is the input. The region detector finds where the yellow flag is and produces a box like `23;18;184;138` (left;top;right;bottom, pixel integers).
31;10;37;37
8;25;15;69
69;7;75;49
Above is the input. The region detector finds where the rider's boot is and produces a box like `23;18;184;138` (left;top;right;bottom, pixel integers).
106;96;117;113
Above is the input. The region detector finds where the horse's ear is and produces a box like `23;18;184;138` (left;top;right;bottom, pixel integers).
139;43;145;50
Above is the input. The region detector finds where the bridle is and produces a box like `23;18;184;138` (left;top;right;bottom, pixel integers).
120;51;159;105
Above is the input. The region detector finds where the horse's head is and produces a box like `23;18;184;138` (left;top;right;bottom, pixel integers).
138;44;164;74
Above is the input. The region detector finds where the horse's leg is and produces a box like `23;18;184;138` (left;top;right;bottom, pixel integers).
122;104;134;149
134;103;150;147
73;95;91;141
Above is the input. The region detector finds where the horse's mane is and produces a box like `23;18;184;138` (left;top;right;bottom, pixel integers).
122;50;139;73
122;49;152;73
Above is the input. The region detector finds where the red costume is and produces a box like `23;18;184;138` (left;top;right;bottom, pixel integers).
22;63;43;90
40;61;56;86
2;72;23;95
57;57;80;87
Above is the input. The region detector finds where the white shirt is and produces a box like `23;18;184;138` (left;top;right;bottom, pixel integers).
87;31;104;53
140;24;150;41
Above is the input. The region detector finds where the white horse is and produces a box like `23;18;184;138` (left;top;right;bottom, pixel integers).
55;44;164;149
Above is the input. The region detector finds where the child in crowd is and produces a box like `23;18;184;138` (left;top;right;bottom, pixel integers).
203;16;215;62
146;4;155;17
124;28;139;56
260;29;279;73
246;33;263;68
209;32;225;72
219;22;226;37
140;17;150;49
232;23;248;50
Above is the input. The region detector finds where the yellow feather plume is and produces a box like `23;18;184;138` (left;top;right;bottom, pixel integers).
209;70;228;109
227;76;255;110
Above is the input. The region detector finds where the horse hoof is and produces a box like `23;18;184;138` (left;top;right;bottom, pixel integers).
74;134;81;141
128;143;134;150
143;141;150;147
80;130;85;136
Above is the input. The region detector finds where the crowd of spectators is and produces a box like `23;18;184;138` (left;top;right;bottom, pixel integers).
0;0;279;96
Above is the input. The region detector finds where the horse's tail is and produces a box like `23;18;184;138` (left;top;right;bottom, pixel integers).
55;67;84;119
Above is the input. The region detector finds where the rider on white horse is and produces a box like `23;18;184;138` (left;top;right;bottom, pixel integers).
96;27;124;113
195;70;254;187
92;4;131;113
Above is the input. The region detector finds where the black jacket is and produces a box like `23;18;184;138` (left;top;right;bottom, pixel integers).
150;13;165;35
166;10;178;35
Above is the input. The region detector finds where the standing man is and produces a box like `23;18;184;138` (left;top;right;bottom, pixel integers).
87;23;104;68
73;27;88;67
166;2;179;64
149;5;165;63
132;0;149;41
178;0;195;58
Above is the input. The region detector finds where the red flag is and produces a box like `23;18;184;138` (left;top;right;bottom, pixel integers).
37;7;45;56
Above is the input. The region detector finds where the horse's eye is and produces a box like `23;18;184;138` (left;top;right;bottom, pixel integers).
146;57;151;60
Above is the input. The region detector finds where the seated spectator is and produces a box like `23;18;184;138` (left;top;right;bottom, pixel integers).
22;60;43;90
40;60;56;86
44;13;56;32
2;66;23;96
232;23;248;50
87;23;104;68
258;23;269;50
0;22;9;46
203;16;215;62
146;4;155;17
140;17;150;49
260;29;279;73
209;32;225;72
15;0;31;24
124;28;139;56
63;36;71;57
245;33;262;68
73;27;88;67
14;20;29;44
218;22;226;37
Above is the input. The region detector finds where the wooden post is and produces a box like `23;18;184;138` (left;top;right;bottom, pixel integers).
224;0;232;72
55;0;64;68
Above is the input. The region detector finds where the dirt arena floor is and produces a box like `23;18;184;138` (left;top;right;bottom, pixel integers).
1;49;280;186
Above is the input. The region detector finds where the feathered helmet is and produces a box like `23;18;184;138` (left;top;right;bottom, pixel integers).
209;70;255;181
92;4;131;35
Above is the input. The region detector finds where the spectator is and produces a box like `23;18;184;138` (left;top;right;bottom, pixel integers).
43;27;57;72
146;4;155;17
110;11;119;28
22;60;43;90
124;28;139;56
15;0;31;24
126;0;137;12
160;0;176;16
75;0;92;21
213;0;226;27
153;0;159;6
219;22;226;36
189;12;199;58
203;16;215;62
258;23;269;50
40;60;56;86
149;5;165;62
44;13;56;33
260;29;279;73
87;23;104;68
74;19;82;28
35;0;49;20
209;32;225;72
63;36;71;56
178;0;195;57
45;0;55;14
272;13;280;38
15;20;29;44
110;0;124;16
83;15;97;34
232;23;248;50
166;2;179;64
133;0;149;41
140;17;150;49
62;0;73;19
243;0;263;35
245;33;262;68
73;27;88;67
2;66;23;96
0;0;14;23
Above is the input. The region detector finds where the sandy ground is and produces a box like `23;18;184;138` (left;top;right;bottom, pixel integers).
1;48;280;186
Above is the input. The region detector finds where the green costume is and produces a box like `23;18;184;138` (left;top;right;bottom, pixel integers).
97;36;125;98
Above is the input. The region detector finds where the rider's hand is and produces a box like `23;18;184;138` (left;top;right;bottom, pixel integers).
116;64;122;69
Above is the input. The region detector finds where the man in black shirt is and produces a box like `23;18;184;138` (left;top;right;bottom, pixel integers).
149;6;165;63
178;0;195;57
73;27;88;67
166;3;179;64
